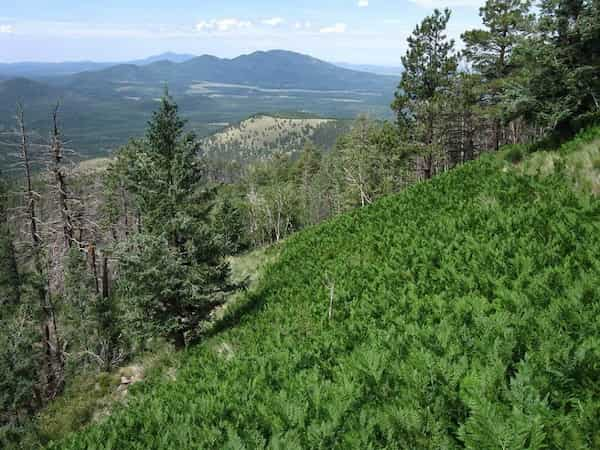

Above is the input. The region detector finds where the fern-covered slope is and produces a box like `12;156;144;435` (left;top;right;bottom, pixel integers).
52;141;600;448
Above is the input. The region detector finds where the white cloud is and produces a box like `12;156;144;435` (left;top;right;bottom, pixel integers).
358;0;369;7
295;21;312;30
0;24;13;34
262;17;284;27
196;18;252;32
320;23;347;34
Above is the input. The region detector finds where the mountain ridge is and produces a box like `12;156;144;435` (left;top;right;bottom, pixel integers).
0;50;402;82
64;50;397;92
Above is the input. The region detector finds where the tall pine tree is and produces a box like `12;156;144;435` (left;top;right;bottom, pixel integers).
507;0;599;136
462;0;532;80
462;0;533;149
392;9;458;178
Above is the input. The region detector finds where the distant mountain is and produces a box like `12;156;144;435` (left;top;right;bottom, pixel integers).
129;52;197;65
66;50;397;92
0;61;112;79
0;51;399;88
334;62;403;77
0;53;196;79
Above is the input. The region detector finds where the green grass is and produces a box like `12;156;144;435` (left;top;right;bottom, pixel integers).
517;127;600;194
49;131;600;449
228;245;281;286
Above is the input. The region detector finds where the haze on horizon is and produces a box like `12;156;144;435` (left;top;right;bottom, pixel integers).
0;0;484;65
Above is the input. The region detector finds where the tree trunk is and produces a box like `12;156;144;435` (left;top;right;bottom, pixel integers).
50;105;74;249
102;256;110;299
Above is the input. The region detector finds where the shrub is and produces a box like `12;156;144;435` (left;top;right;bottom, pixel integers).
503;144;526;164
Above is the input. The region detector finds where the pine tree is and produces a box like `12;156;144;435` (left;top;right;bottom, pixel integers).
507;0;599;136
462;0;533;149
462;0;533;80
213;195;247;255
392;9;458;178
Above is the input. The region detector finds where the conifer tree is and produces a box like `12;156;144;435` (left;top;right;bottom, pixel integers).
506;0;599;135
462;0;533;149
462;0;532;80
393;9;458;178
115;92;234;347
213;196;247;255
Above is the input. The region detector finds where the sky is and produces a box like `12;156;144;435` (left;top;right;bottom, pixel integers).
0;0;485;65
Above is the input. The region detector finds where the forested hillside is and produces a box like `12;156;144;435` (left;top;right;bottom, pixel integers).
1;0;598;448
200;114;352;163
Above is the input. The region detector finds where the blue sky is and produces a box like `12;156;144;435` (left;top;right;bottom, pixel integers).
0;0;485;64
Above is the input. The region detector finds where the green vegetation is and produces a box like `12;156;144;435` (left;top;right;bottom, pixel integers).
49;127;600;448
1;0;599;447
518;126;600;193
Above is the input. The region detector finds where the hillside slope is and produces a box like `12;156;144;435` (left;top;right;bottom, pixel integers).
201;114;352;162
50;131;600;449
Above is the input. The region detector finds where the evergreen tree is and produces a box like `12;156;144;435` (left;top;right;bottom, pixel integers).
392;9;458;178
508;0;599;136
462;0;533;80
462;0;533;149
213;195;247;256
115;92;233;347
0;303;40;432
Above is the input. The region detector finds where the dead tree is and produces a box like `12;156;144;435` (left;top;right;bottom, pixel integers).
16;104;65;401
49;104;74;250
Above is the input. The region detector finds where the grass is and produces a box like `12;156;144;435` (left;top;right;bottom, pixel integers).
228;245;281;286
47;129;600;449
516;127;600;194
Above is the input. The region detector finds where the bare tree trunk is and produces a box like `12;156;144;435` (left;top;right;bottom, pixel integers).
50;104;74;249
89;243;100;295
17;105;39;246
